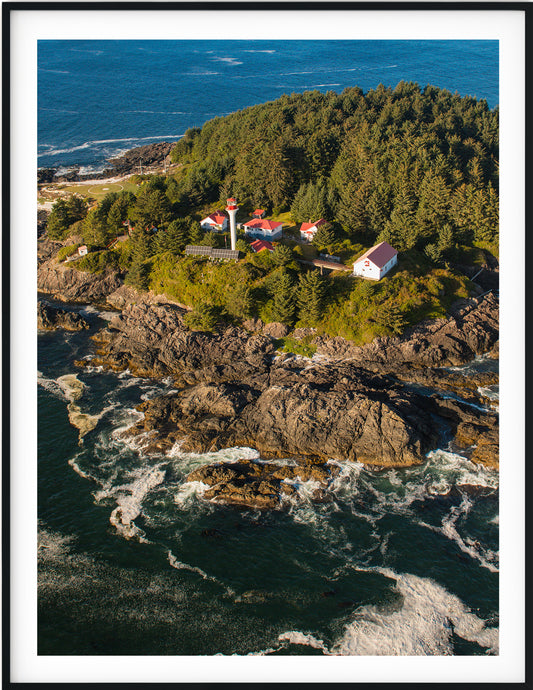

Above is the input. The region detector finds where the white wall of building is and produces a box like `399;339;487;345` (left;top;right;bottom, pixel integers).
244;226;283;241
354;253;397;280
201;218;228;232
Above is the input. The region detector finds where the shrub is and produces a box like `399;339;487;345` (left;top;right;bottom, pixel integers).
57;245;79;261
77;250;119;274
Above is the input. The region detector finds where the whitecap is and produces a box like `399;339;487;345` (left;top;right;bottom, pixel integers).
167;550;235;597
213;57;243;66
327;567;498;655
418;494;499;573
108;463;167;542
278;631;330;654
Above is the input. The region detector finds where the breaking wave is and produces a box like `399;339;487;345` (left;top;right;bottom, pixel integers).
275;567;498;656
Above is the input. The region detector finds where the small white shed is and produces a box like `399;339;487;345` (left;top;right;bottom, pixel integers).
353;241;398;280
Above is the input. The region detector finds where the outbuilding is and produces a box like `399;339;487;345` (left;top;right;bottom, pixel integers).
243;218;283;241
299;219;325;242
200;212;229;232
250;239;274;253
78;245;88;256
353;241;398;280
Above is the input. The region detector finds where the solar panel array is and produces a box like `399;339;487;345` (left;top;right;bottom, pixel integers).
185;245;240;261
211;248;240;260
185;245;212;256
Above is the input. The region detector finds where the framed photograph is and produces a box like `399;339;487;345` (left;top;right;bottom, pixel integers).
6;2;527;685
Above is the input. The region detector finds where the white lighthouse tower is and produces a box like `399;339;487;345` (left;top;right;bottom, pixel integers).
226;197;238;251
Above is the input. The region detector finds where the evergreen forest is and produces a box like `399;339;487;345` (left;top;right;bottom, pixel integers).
44;82;498;345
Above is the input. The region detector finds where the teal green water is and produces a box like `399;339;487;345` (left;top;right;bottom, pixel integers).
38;305;499;656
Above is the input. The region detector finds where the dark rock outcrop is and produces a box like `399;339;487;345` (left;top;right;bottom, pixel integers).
131;364;442;467
37;259;122;304
313;292;499;368
38;142;174;183
38;301;90;331
108;142;173;176
186;458;338;510
79;291;498;473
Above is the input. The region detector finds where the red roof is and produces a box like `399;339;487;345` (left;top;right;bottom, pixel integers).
243;218;283;231
253;209;265;215
300;219;325;233
203;212;227;225
354;241;397;269
250;239;274;253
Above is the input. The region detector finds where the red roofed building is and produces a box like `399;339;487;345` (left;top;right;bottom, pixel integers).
200;211;228;232
300;219;326;242
252;209;266;219
353;241;398;280
243;218;283;240
250;239;274;253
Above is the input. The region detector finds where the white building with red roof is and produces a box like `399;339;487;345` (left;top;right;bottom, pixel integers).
252;209;266;219
200;211;228;232
243;218;283;241
300;219;326;242
353;241;398;280
250;239;274;253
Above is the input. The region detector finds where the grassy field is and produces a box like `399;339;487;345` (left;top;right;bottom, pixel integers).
40;179;141;202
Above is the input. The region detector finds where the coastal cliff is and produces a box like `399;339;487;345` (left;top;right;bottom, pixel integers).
37;258;122;304
74;290;499;508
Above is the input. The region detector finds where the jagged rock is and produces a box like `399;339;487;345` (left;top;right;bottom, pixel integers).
38;142;173;183
242;317;264;333
80;292;499;471
133;363;441;467
262;322;290;339
38;301;90;331
105;285;141;310
186;458;336;510
37;258;123;304
313;293;499;368
107;142;173;176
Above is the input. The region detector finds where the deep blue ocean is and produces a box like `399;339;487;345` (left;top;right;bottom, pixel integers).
38;40;499;659
38;39;498;172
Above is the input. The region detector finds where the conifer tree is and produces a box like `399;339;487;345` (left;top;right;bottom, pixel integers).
297;270;325;325
272;244;293;266
270;270;296;325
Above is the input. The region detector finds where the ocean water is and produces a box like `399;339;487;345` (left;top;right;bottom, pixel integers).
37;40;499;658
38;305;499;656
38;39;498;172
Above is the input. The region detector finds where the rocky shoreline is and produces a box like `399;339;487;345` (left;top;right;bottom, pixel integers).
72;290;498;504
38;301;90;332
37;243;499;510
37;142;174;184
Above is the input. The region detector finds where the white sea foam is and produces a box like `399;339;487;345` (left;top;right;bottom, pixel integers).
167;550;235;597
329;567;498;655
108;463;167;541
38;371;68;400
38;142;92;157
418;494;499;573
39;134;184;158
68;456;94;481
274;567;498;656
213;57;243;66
478;385;499;402
79;305;116;321
278;631;331;654
39;69;70;75
173;480;209;509
423;450;499;492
